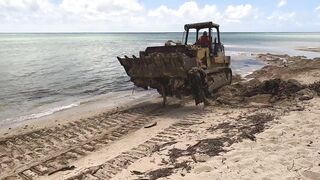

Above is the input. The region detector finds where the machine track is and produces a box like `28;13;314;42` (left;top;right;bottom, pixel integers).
0;104;163;180
65;109;211;180
206;68;232;92
0;99;215;180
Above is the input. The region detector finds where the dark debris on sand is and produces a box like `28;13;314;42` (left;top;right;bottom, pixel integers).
135;137;231;180
215;78;319;105
131;78;320;180
168;137;231;163
207;112;275;142
244;79;303;98
133;161;191;180
146;167;174;180
309;81;320;95
150;112;275;180
133;112;276;180
249;53;320;80
238;113;274;141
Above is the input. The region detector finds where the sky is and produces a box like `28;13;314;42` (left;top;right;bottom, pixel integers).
0;0;319;32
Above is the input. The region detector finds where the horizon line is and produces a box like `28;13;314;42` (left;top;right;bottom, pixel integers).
0;31;320;33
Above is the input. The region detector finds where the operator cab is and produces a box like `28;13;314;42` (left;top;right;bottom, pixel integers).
184;21;225;60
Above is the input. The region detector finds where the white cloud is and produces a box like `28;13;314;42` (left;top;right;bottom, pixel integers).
0;0;43;11
0;0;316;32
146;1;226;31
60;0;143;21
267;11;296;21
0;0;60;24
0;0;55;13
224;4;253;22
0;0;145;31
316;5;320;18
148;2;221;22
278;0;287;7
148;2;256;27
0;1;261;31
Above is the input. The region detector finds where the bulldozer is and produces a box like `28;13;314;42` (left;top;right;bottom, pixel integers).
117;22;232;106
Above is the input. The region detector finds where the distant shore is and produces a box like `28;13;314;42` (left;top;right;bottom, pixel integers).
0;53;319;180
297;47;320;53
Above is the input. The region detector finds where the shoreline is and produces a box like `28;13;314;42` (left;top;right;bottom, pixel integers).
0;90;159;139
0;53;319;179
0;52;264;137
1;46;319;129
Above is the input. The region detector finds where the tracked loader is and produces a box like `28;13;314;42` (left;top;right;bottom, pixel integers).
117;22;232;105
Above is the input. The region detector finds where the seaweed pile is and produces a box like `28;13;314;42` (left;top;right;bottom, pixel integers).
215;78;319;105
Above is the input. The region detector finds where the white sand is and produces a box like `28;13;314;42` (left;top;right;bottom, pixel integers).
112;98;320;180
0;54;319;180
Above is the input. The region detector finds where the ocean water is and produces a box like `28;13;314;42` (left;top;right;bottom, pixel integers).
0;32;319;124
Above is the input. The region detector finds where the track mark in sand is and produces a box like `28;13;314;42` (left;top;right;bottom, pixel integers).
66;108;281;180
0;104;163;180
66;109;210;180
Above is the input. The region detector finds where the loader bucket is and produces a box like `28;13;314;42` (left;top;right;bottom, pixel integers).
117;46;197;79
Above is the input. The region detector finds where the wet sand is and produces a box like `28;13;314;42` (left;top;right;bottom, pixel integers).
0;54;319;180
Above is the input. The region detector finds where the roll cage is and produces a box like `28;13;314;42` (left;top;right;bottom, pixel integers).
183;21;221;56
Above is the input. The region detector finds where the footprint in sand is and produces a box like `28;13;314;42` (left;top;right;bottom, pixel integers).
286;139;300;146
296;148;310;156
295;158;315;169
261;177;272;180
300;170;320;180
194;166;212;174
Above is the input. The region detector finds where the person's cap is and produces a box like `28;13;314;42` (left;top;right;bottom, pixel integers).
203;31;207;36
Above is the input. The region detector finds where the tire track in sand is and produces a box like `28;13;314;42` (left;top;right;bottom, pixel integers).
0;104;164;180
64;109;210;180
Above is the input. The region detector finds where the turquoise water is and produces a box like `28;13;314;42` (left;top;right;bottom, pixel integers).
0;32;319;123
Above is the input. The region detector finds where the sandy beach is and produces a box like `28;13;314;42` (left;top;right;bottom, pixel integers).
0;54;320;180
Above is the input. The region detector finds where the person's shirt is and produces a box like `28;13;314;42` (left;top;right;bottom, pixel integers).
198;35;210;46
